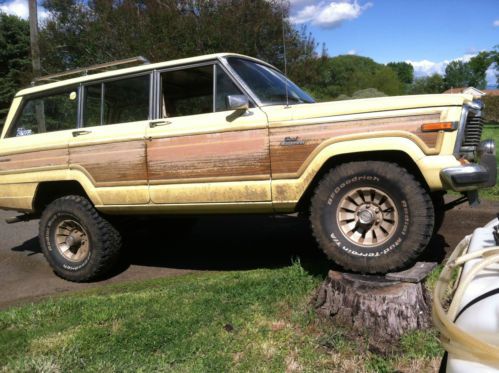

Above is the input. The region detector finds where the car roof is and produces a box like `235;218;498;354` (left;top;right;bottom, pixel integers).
16;53;277;97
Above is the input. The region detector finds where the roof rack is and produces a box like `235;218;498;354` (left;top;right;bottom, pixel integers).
32;56;150;85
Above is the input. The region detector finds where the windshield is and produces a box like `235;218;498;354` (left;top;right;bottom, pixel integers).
226;57;315;106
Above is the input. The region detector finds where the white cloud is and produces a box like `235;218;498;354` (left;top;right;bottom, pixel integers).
0;0;49;21
406;54;476;77
290;0;372;28
346;49;357;55
407;54;497;86
494;19;499;27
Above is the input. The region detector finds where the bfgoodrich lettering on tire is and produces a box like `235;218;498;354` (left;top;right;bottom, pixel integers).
310;161;434;274
39;195;122;282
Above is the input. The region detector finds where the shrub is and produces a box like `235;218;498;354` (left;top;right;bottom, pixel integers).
483;95;499;123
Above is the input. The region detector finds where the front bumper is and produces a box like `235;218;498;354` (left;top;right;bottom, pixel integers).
440;140;497;192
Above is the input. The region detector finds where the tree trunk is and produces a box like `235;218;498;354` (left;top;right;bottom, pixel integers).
313;270;432;347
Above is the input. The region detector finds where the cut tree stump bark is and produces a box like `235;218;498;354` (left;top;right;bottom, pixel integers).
313;269;433;347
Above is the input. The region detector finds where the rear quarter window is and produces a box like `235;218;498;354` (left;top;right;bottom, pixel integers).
8;89;78;138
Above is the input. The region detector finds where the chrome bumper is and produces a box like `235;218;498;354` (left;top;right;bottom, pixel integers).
441;140;497;192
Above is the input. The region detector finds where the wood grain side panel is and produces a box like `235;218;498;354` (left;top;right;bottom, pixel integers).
0;148;68;173
270;114;441;176
70;140;147;185
147;129;270;182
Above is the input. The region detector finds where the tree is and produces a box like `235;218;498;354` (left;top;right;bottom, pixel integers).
468;51;493;89
309;55;403;99
409;74;445;94
487;45;499;86
39;0;317;76
335;88;387;101
387;62;414;85
444;60;473;89
0;13;31;128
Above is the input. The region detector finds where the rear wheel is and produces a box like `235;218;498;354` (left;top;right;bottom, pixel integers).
39;195;122;282
310;161;434;274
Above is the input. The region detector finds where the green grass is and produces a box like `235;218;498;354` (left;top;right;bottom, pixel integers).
479;123;499;201
448;123;499;201
0;262;443;373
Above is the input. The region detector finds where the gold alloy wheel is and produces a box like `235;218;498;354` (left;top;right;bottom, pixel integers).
336;187;398;247
54;219;90;262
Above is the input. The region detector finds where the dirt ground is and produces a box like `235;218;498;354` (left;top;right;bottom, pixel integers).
1;197;498;309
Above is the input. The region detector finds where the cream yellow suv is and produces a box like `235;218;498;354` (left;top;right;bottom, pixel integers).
0;53;495;281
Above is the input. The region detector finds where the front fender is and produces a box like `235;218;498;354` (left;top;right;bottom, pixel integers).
271;136;442;212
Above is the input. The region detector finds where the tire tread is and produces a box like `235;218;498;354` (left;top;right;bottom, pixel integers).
39;195;122;282
309;161;434;273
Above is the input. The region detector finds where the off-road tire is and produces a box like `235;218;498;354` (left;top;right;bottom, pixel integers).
310;161;434;274
39;195;122;282
431;192;446;234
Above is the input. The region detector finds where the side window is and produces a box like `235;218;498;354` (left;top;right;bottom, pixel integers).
84;84;101;127
160;64;246;118
83;74;150;127
8;90;78;137
215;65;244;112
160;66;213;118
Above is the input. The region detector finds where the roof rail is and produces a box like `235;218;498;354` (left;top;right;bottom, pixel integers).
32;56;150;85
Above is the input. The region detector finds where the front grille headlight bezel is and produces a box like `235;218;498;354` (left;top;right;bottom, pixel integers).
454;101;484;160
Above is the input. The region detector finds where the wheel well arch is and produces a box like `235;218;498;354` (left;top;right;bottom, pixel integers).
33;180;90;213
295;150;429;213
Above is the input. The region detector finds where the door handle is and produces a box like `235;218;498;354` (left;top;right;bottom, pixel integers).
72;130;92;137
149;120;171;128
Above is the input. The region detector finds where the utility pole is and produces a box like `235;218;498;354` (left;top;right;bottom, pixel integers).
28;0;45;133
28;0;41;78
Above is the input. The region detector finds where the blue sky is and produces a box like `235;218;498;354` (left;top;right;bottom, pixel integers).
289;0;498;85
1;0;498;85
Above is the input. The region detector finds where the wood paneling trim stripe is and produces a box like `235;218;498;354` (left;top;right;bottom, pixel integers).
69;140;148;186
147;128;270;182
0;148;68;174
270;114;442;178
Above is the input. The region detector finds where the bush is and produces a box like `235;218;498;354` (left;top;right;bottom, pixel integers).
483;96;499;123
333;88;387;101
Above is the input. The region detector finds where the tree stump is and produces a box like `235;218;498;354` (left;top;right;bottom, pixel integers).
313;269;432;347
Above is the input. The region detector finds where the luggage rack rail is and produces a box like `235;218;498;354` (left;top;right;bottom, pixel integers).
31;56;150;85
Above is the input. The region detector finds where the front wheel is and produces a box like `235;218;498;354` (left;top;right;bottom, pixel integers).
39;195;122;282
310;161;434;274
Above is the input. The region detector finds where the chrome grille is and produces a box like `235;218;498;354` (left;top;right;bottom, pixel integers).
461;112;484;149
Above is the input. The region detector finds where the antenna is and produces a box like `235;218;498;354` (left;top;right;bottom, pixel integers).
281;0;290;108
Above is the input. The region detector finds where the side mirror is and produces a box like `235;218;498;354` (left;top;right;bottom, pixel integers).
226;95;249;110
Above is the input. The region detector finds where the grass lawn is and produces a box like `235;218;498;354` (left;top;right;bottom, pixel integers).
0;262;443;372
479;123;499;201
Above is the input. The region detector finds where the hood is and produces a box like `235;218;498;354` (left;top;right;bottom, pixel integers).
261;94;474;123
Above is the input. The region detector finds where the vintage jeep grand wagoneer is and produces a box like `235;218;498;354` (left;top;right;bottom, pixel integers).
0;53;495;281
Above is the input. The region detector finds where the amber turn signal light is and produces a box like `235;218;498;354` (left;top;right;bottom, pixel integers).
420;122;457;132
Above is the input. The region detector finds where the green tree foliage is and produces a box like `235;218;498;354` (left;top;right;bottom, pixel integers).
335;88;387;101
444;52;495;90
0;13;31;128
444;60;473;89
302;55;403;101
409;74;445;94
468;51;492;88
488;45;499;85
39;0;316;75
387;62;414;84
